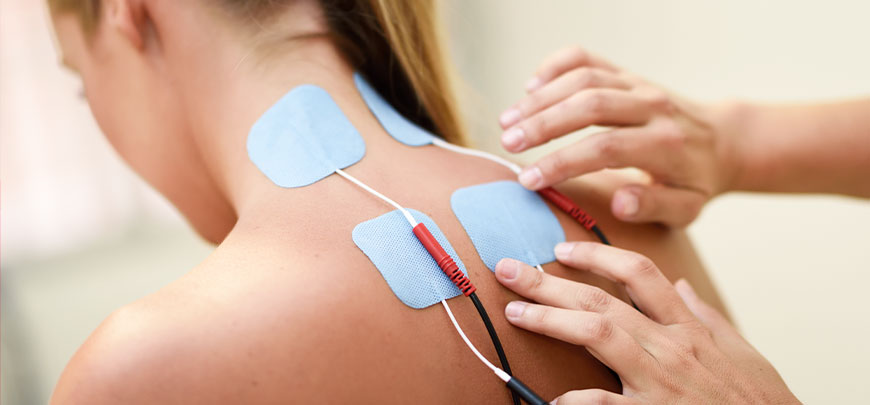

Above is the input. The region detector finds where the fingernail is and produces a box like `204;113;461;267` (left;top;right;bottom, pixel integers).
615;191;639;218
496;258;519;281
525;76;542;92
554;242;574;260
499;108;522;128
505;301;527;319
518;167;542;189
501;127;526;151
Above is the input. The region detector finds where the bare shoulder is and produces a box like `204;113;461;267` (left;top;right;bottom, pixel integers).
50;256;324;404
50;296;196;404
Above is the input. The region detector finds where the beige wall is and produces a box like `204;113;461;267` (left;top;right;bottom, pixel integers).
445;1;870;403
1;0;868;403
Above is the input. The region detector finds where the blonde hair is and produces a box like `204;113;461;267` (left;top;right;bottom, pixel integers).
46;0;469;146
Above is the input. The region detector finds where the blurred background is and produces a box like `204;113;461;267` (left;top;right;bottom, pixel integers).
1;0;868;403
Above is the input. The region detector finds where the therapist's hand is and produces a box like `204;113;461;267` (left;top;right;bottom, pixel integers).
495;243;800;404
499;47;741;227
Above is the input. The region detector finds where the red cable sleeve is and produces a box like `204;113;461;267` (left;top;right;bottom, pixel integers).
412;223;477;296
537;187;597;230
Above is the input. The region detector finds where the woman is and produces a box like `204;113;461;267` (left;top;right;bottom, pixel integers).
47;0;726;403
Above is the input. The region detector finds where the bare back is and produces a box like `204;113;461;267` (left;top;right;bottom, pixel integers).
51;97;724;404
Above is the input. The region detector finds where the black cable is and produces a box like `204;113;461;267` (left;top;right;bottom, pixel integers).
469;292;521;405
591;224;610;246
506;376;549;405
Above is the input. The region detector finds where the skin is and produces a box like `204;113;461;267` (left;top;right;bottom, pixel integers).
49;2;728;403
495;46;868;401
499;46;870;227
495;245;800;404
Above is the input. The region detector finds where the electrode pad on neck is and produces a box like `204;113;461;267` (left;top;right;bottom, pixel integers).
247;85;365;188
354;73;436;147
451;181;566;271
353;209;468;309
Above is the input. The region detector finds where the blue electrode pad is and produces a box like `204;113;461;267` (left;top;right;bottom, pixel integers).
352;209;467;309
354;73;436;147
247;85;366;188
451;181;566;271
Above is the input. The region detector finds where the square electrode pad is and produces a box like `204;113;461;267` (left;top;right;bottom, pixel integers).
451;181;566;270
354;73;436;147
352;209;467;309
247;84;365;188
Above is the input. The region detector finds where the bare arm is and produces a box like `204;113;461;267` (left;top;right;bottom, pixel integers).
500;46;870;227
724;99;870;197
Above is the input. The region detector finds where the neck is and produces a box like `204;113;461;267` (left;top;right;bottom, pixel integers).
163;15;371;243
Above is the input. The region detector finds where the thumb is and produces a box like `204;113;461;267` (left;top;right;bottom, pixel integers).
611;184;707;227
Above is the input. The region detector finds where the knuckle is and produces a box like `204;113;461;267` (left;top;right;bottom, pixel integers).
581;314;614;342
682;320;714;343
578;91;607;118
530;306;551;325
528;268;546;292
569;67;595;91
592;135;621;167
646;88;673;111
523;116;548;144
625;253;658;278
542;150;570;177
658;119;688;150
573;286;611;312
567;46;589;65
665;341;697;369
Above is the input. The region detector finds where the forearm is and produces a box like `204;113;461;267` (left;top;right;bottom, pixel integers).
719;99;870;197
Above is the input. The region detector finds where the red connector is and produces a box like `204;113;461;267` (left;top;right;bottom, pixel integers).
412;223;477;296
537;187;597;230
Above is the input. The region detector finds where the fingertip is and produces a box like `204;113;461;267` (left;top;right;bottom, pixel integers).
554;242;575;261
505;301;528;320
499;108;522;129
525;76;542;92
501;127;527;152
518;167;543;190
612;187;640;221
495;258;520;282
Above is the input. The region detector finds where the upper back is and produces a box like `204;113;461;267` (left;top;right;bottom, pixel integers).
51;128;723;404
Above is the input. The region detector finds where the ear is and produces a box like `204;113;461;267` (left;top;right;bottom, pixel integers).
104;0;148;49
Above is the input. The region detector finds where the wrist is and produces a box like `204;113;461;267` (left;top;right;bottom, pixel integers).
707;100;757;194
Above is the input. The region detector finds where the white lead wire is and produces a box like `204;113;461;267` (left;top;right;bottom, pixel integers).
441;299;512;382
433;140;549;276
334;168;418;226
431;138;522;175
334;167;508;383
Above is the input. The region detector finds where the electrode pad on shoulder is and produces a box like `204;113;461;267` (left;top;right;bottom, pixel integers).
354;73;436;147
247;85;365;188
353;209;467;309
451;181;566;271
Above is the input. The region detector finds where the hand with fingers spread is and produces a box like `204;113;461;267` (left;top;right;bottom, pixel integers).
499;46;739;227
495;242;800;404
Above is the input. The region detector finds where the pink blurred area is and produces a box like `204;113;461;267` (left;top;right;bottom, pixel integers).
0;0;186;265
